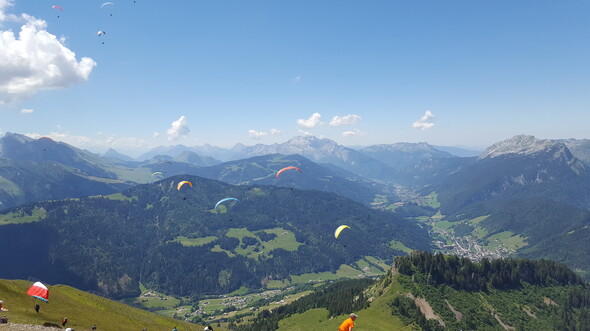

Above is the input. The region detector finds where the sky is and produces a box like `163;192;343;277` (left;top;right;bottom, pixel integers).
1;0;589;157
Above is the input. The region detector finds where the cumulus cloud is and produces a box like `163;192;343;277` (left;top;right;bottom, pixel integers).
248;130;268;139
167;116;190;141
20;108;33;114
296;112;323;129
342;129;367;137
412;110;435;131
329;114;361;127
297;129;313;136
0;0;16;22
0;2;96;104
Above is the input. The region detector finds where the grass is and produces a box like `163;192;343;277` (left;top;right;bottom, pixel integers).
290;265;362;285
389;240;413;253
211;244;236;257
468;215;490;225
0;176;21;195
213;227;303;259
258;228;302;252
277;276;409;330
364;256;391;272
0;279;211;331
0;207;46;226
486;231;528;251
175;235;218;247
102;193;138;202
433;220;455;230
123;289;180;310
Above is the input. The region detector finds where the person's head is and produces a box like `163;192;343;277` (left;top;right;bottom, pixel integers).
350;313;357;321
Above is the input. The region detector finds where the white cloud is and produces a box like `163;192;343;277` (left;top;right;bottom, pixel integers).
297;129;313;136
296;112;323;129
342;129;367;137
20;108;33;114
0;5;96;104
412;110;435;131
167;116;190;141
0;0;16;22
270;128;282;136
248;130;268;139
329;114;361;127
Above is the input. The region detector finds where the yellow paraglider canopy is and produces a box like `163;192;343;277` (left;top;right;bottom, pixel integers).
177;180;193;190
334;225;350;238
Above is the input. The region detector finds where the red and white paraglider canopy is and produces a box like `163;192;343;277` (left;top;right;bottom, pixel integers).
27;282;49;302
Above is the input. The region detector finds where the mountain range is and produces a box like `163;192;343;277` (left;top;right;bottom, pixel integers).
0;175;431;298
1;131;590;303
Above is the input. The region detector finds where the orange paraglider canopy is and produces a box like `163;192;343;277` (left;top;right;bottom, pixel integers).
177;181;193;190
275;166;302;178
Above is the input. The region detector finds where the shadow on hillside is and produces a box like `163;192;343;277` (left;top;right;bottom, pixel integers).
43;322;60;328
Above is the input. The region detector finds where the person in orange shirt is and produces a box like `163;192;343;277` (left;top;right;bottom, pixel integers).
338;313;357;331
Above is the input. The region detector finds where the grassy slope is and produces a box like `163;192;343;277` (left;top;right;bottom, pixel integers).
0;279;216;331
276;275;410;331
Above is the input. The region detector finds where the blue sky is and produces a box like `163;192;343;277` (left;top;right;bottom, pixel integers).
1;0;589;156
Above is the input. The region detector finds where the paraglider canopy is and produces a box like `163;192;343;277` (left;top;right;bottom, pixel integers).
51;5;63;11
97;30;106;36
275;166;302;178
27;282;49;302
100;2;115;8
334;225;350;239
177;180;193;190
214;198;239;209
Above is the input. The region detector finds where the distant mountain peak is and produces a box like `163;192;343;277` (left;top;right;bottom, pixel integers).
479;135;569;159
286;135;337;148
103;148;135;162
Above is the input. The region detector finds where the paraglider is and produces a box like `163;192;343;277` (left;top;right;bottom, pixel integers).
97;31;106;44
276;166;302;178
214;198;239;210
101;2;115;16
51;5;62;17
152;172;164;177
27;282;49;302
334;225;350;239
177;180;192;190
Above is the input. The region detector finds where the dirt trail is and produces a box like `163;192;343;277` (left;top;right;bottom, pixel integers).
445;299;463;321
0;324;61;331
406;293;445;327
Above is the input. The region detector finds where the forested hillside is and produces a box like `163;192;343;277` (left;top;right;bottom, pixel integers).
389;252;589;330
0;175;431;299
0;158;132;209
234;252;589;330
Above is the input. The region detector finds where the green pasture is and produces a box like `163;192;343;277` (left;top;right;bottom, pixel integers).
486;231;528;251
0;176;20;195
103;193;138;202
389;240;413;253
0;207;46;226
175;235;218;247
